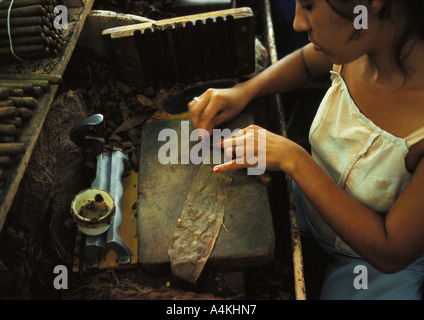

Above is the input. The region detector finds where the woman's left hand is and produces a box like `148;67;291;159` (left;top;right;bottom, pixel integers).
213;124;301;175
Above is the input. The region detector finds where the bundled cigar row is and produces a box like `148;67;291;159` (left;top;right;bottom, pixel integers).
0;72;62;181
0;0;65;64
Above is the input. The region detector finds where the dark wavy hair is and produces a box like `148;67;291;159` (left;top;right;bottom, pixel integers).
326;0;424;77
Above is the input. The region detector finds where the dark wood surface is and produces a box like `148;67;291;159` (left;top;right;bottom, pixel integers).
137;113;275;270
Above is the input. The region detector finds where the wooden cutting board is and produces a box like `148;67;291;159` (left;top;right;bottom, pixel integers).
137;113;274;271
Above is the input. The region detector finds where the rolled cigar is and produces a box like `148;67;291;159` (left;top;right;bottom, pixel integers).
0;106;16;118
56;37;64;46
16;107;33;119
43;17;52;30
0;5;47;18
0;87;9;100
49;48;57;57
0;44;50;62
0;80;33;89
42;35;50;46
51;30;62;42
0;100;13;107
45;12;53;23
0;16;43;28
0;25;43;38
0;80;34;95
0;142;25;155
0;34;46;47
0;43;46;56
44;36;53;47
41;25;52;36
0;79;50;94
32;86;43;97
9;79;49;91
0;0;48;10
9;88;24;97
0;72;62;84
13;127;21;137
0;117;22;127
8;97;37;108
0;155;12;165
0;136;15;142
0;124;16;136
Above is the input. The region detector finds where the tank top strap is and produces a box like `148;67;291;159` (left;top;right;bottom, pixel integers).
405;127;424;148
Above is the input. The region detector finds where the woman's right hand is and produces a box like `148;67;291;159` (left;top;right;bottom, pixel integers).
188;83;251;137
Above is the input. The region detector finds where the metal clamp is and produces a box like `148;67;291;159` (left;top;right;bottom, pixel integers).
70;114;132;268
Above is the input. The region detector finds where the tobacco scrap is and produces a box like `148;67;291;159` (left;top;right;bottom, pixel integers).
168;164;234;284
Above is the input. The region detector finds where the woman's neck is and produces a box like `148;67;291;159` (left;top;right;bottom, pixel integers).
361;8;424;90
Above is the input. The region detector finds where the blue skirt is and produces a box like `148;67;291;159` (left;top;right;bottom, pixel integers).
293;181;424;300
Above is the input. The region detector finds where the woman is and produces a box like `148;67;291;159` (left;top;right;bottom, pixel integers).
188;0;424;299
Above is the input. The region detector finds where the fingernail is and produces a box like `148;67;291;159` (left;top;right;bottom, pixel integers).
213;167;219;173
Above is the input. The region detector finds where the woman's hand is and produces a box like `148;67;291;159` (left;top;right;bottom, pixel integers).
188;83;251;137
213;124;303;175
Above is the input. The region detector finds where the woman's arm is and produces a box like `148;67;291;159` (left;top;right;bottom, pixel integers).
216;127;424;274
188;43;332;135
239;42;333;101
290;146;424;274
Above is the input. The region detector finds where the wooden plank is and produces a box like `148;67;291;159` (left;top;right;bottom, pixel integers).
102;7;254;38
264;0;306;300
78;10;154;58
0;0;95;233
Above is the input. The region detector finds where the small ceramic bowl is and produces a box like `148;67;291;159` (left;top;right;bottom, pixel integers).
70;188;115;236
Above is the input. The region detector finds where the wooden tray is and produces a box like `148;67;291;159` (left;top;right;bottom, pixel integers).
102;7;256;88
0;0;94;233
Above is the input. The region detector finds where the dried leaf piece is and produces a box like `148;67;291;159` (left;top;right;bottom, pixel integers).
168;164;234;284
119;100;130;121
136;94;155;107
116;81;132;95
113;109;155;134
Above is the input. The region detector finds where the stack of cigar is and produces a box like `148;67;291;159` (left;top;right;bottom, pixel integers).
0;0;65;64
0;72;61;178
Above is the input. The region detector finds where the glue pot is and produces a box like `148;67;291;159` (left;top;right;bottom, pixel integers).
70;188;115;236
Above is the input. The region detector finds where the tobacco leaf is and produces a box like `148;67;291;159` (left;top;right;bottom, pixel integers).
119;99;131;121
136;94;155;107
168;164;234;284
113;108;156;134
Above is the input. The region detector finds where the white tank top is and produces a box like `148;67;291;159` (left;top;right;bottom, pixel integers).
301;65;424;251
